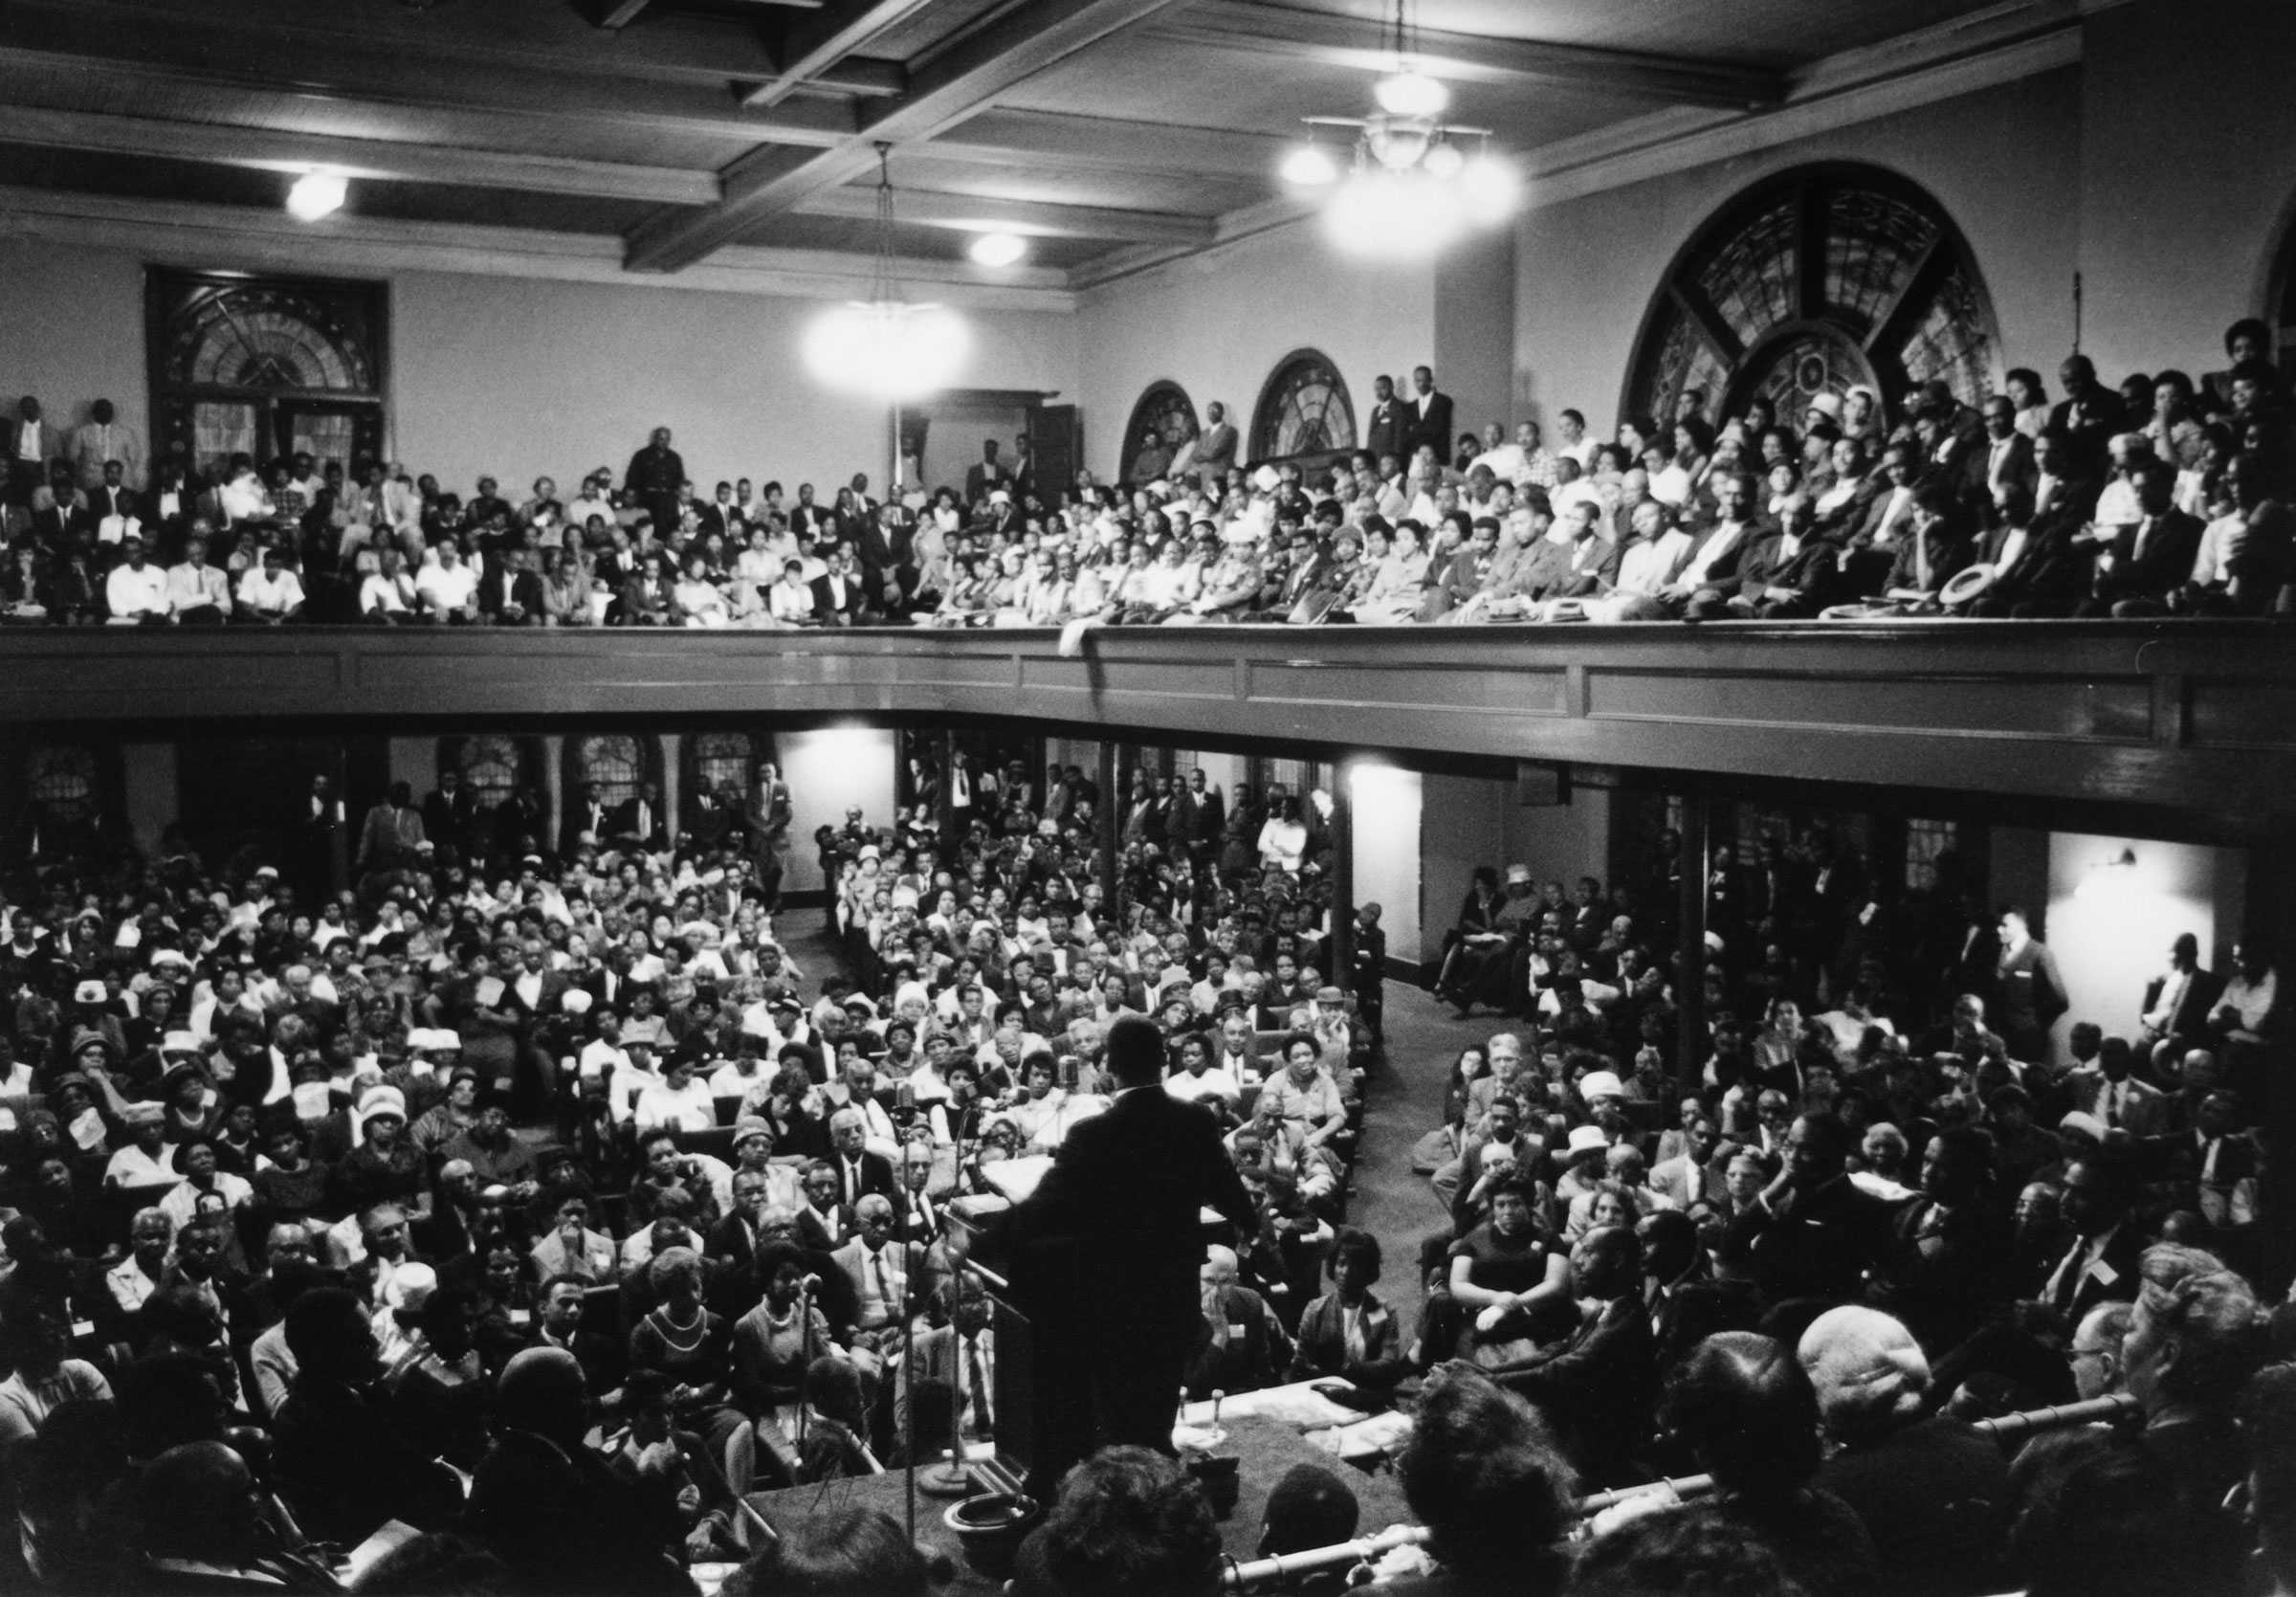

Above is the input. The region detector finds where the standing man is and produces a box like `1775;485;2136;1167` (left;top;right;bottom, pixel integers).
1993;905;2068;1065
622;426;685;546
6;396;57;508
70;398;145;491
1195;402;1238;490
356;782;427;882
965;440;1010;506
1364;375;1404;466
1004;1014;1255;1497
1405;366;1454;462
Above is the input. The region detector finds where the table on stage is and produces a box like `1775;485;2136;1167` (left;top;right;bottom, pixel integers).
726;1413;1416;1592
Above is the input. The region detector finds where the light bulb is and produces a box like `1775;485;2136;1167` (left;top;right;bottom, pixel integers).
1280;143;1339;187
1323;168;1462;259
286;172;347;222
1459;152;1521;225
1372;68;1448;119
1422;140;1466;180
967;232;1027;267
803;299;968;400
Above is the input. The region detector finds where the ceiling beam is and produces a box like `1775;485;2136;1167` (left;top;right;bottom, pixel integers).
1146;1;1787;109
744;0;939;108
597;0;658;28
0;0;874;96
0;102;721;205
0;40;857;152
626;0;1192;272
797;184;1212;243
929;108;1286;182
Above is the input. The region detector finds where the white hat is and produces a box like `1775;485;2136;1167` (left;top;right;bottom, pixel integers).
73;979;106;1005
382;1260;438;1318
161;1031;203;1056
1578;1070;1624;1102
1566;1124;1610;1158
1253;465;1281;493
358;1084;408;1122
1804;392;1844;422
561;987;593;1015
989;489;1012;505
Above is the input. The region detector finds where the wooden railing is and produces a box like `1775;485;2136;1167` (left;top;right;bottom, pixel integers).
4;620;2293;814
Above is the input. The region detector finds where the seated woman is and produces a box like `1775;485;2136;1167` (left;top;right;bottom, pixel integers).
627;1248;747;1472
1289;1227;1409;1391
1437;1173;1570;1364
672;553;733;628
1349;519;1433;625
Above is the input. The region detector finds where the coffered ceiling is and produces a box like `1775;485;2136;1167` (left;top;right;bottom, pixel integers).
0;0;2074;298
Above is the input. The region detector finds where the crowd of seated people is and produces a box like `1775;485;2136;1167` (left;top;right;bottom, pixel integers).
0;743;1402;1591
1375;813;2288;1594
7;320;2292;630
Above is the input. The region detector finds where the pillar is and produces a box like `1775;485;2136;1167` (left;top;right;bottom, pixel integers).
1328;768;1355;993
1676;785;1710;1081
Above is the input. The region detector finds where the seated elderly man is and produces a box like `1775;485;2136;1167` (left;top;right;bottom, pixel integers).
1185;1243;1288;1399
1487;1224;1652;1485
1798;1305;2013;1597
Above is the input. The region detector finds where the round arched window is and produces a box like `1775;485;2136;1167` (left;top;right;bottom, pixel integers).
1119;381;1199;485
1251;350;1356;466
1623;166;1999;433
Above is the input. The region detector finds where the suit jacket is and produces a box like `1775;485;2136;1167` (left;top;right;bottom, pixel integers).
1649;1152;1726;1210
1364;397;1406;464
2092;509;2202;603
87;483;143;524
809;571;868;626
827;1148;897;1211
2066;1069;2169;1136
1977;521;2088;610
2140;965;2226;1040
610;794;667;851
1005;1084;1254;1342
6;416;59;473
1405;390;1455;459
1490;1295;1655;1484
2030;1222;2143;1320
1287;1288;1407;1387
422;788;479;854
1979;431;2038;502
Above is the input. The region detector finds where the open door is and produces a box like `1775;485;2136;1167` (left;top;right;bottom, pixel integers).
1027;405;1081;510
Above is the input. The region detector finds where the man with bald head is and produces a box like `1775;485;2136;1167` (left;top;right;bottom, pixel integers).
1799;1304;2012;1597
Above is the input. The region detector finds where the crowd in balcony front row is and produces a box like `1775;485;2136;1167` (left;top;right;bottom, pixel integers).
4;319;2293;630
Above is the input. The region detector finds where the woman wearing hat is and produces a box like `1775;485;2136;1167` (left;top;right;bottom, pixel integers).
330;1085;423;1215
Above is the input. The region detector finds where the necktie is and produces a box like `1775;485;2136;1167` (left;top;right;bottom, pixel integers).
2133;518;2153;562
2104;1083;2119;1127
2046;1238;2086;1314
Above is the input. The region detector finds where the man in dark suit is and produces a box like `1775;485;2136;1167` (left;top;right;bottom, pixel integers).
964;440;1012;506
622;426;685;542
826;1107;897;1211
1962;482;2090;618
1977;394;2039;503
2047;354;2126;473
1724;1111;1893;1307
2030;1157;2141;1320
1489;1225;1654;1485
610;781;667;852
562;782;613;856
1404;366;1454;462
2135;931;2225;1069
422;768;478;862
1003;1013;1255;1496
2080;457;2202;616
1363;374;1405;465
87;461;143;527
809;547;870;627
528;1273;624;1405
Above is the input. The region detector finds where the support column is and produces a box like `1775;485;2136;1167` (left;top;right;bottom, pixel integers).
540;735;564;856
1677;785;1710;1083
1328;770;1355;994
1097;741;1120;917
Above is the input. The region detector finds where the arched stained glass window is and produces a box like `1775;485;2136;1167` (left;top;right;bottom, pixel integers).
1120;381;1199;486
453;735;526;813
690;732;754;799
1623;166;1999;433
26;745;96;821
574;735;648;810
1251;350;1356;466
